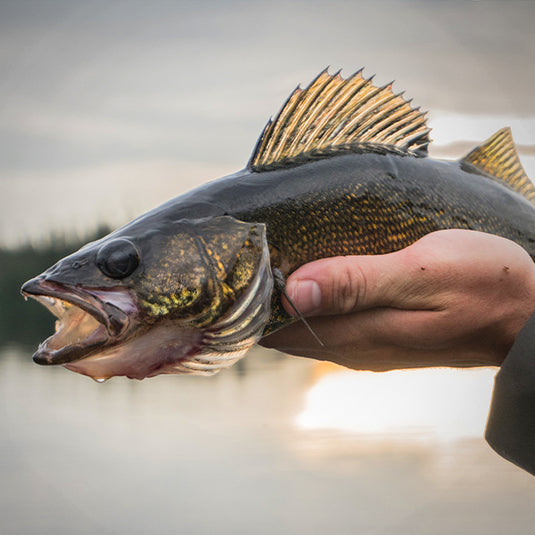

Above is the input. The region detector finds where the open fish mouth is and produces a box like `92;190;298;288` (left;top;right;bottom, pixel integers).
21;278;132;366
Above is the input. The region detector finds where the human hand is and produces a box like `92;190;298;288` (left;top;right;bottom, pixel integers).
261;230;535;371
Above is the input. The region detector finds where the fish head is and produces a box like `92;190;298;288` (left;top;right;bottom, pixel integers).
21;215;273;380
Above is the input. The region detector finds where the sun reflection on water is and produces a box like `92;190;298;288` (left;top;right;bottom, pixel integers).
296;364;497;442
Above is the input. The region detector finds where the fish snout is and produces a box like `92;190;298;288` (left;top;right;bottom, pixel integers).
21;276;46;298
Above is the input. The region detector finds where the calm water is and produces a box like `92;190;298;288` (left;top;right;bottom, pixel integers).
2;345;535;534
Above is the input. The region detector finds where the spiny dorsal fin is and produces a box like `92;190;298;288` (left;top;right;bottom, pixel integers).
248;68;430;172
461;127;535;205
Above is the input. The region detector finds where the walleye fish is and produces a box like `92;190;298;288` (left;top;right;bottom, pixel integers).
22;68;535;381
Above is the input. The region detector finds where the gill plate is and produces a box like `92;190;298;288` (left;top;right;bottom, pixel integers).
172;235;274;375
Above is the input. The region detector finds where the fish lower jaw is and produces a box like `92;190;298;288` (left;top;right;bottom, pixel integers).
31;298;111;365
62;322;260;381
62;323;205;380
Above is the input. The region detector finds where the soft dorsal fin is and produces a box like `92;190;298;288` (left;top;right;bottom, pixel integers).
248;68;430;172
461;127;535;205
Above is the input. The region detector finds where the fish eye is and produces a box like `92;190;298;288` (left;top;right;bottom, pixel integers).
96;238;140;279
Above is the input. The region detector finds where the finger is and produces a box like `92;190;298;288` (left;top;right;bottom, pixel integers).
263;307;438;353
282;229;534;318
283;246;441;317
259;309;455;370
260;307;501;369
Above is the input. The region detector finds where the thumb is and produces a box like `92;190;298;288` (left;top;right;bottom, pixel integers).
284;247;436;317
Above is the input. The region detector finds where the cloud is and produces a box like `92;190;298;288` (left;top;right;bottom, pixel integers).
1;0;534;244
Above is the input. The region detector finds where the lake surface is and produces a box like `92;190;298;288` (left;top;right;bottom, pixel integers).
2;345;534;534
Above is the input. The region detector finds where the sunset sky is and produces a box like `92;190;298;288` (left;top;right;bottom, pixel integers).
1;0;534;246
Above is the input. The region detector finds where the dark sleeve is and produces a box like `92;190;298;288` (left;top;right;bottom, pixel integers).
485;312;535;476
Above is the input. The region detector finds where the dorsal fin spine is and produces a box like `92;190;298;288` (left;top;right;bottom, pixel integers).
251;120;271;164
285;71;343;154
328;81;397;141
334;91;392;141
318;79;383;144
267;87;307;160
300;80;355;151
302;72;369;150
320;75;375;136
278;70;338;158
291;72;350;151
248;68;430;171
312;77;370;145
364;101;413;141
377;102;418;137
265;78;313;154
381;109;425;142
355;92;409;141
352;85;406;138
390;125;431;148
261;87;302;160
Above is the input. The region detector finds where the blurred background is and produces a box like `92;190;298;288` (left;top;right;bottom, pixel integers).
1;1;534;533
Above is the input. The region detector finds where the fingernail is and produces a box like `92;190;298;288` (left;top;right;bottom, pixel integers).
288;279;322;315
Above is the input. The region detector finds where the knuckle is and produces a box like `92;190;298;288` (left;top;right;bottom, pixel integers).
330;258;366;313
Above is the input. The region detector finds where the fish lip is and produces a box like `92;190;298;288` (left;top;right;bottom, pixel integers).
33;338;107;366
22;277;129;337
21;277;132;365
